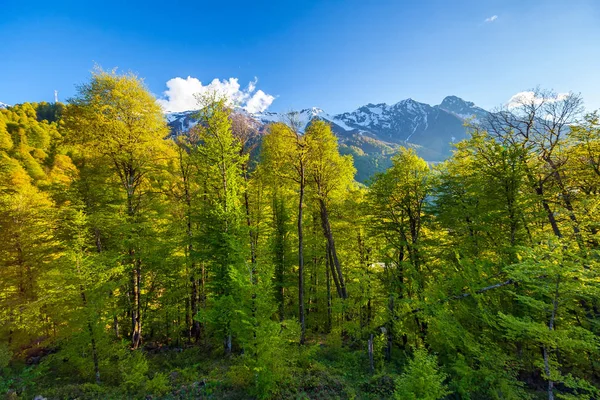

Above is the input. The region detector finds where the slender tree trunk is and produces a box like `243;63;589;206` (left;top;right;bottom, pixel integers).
94;227;119;340
298;167;306;344
126;175;142;350
185;181;200;342
358;233;372;327
225;333;232;355
366;248;372;325
273;195;286;322
326;250;332;333
131;259;142;349
547;158;582;244
191;276;200;342
314;260;319;315
386;294;394;361
319;198;347;299
327;243;342;299
76;256;100;384
242;166;259;359
243;166;257;266
544;276;560;400
368;334;375;374
114;315;119;339
89;327;100;384
543;346;554;400
531;179;563;239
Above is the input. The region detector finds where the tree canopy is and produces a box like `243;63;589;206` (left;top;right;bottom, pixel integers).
0;78;598;400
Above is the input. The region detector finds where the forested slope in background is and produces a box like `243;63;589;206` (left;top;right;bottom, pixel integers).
0;70;599;400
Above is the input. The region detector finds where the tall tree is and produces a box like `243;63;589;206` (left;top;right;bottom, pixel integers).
63;68;172;349
369;147;432;352
262;116;308;343
305;120;355;299
190;95;247;354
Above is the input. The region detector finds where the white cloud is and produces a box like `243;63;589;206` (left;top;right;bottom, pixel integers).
484;15;498;23
506;91;570;109
157;76;275;113
247;77;257;93
245;90;275;114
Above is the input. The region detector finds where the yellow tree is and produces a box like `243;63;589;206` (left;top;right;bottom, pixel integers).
262;118;308;342
305;120;355;300
63;68;173;349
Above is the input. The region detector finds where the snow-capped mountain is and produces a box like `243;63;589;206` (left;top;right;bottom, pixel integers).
326;97;476;147
166;95;488;181
436;95;488;122
255;107;327;131
168;107;332;135
332;99;433;140
0;102;10;109
166;110;199;133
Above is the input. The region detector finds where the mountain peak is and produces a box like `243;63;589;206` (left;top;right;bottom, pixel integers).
394;97;416;105
298;107;325;117
439;95;474;109
437;95;487;121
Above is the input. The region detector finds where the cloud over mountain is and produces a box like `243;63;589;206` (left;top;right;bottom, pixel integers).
506;91;569;109
157;76;275;113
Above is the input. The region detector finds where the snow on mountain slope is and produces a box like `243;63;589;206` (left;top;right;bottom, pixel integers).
0;102;10;109
436;95;489;122
332;98;434;141
165;95;488;179
255;107;326;131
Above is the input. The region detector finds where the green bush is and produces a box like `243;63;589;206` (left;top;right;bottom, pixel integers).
146;372;171;397
362;373;397;398
42;383;110;399
119;350;149;394
394;348;450;400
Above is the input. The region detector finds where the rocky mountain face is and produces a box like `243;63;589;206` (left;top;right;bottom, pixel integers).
436;95;489;122
166;96;488;182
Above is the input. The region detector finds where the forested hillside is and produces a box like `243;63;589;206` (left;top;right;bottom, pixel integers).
1;70;599;399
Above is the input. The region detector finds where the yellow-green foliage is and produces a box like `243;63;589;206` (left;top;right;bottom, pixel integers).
0;80;598;400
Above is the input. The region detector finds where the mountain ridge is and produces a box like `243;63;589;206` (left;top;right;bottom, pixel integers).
166;95;487;181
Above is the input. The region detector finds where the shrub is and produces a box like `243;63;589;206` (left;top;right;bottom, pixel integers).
395;348;450;400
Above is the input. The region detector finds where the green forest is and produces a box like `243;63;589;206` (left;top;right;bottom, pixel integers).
1;70;599;400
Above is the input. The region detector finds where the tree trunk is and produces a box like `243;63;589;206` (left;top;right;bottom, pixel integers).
298;167;306;344
326;251;332;333
366;248;372;325
546;158;582;244
358;234;372;327
76;257;101;384
114;315;119;339
273;195;286;322
534;184;562;239
327;243;342;300
131;260;142;349
185;182;200;342
544;277;560;400
90;328;100;384
319;198;347;299
126;172;142;350
386;294;394;361
191;276;200;342
242;165;259;356
368;334;375;374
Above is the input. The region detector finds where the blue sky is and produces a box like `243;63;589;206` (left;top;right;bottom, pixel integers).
1;0;599;114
